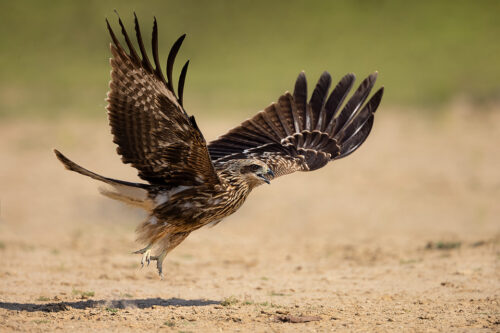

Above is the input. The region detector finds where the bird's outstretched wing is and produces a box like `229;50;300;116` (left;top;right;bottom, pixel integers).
208;72;383;178
106;14;219;187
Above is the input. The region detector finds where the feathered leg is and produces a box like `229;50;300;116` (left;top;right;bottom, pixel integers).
150;232;191;278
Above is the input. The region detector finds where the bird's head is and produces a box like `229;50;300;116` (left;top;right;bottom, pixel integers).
226;159;275;187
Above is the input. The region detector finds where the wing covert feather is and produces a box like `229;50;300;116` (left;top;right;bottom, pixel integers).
209;72;383;179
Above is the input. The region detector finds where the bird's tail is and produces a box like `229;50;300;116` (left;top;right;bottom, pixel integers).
54;149;153;210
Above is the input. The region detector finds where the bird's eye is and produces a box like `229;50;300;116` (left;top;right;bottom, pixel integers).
249;164;261;172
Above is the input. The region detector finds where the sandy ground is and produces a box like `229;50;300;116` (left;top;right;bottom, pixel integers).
0;107;499;332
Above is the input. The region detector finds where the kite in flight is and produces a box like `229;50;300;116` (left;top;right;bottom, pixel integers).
55;14;384;278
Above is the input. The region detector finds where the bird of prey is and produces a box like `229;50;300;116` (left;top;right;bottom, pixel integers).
55;14;384;278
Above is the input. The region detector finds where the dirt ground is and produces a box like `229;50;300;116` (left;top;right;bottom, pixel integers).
0;107;499;332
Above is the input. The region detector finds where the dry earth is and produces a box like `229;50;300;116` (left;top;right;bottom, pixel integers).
0;108;499;332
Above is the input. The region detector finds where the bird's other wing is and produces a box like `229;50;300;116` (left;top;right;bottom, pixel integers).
106;14;219;187
208;72;383;178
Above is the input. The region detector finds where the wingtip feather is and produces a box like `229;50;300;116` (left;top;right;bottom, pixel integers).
166;34;187;92
178;60;190;107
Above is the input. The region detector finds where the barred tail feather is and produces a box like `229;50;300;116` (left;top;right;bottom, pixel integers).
98;185;153;210
54;149;153;209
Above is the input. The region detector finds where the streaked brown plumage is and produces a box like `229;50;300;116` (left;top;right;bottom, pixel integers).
54;14;384;278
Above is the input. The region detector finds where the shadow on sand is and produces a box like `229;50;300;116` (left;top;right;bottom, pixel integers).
0;297;220;312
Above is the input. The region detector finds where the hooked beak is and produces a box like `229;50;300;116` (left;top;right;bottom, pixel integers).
258;168;275;184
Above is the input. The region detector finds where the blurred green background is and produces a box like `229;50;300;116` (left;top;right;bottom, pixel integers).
1;0;499;119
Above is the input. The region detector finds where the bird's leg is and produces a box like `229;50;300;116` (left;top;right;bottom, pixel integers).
133;244;153;267
150;251;167;279
148;231;191;279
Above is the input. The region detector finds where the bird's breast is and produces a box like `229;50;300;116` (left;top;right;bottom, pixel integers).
151;182;251;229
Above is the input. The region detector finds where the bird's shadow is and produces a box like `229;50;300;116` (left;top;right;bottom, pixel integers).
0;297;219;313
